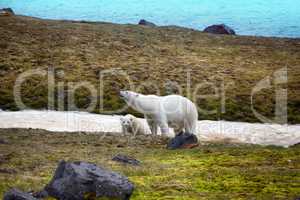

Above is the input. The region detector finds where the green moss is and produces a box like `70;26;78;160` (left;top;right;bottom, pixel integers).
0;129;299;200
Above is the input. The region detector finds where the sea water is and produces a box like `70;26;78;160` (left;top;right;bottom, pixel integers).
0;0;299;38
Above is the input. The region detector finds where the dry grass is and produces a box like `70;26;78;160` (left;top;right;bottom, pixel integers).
0;15;300;123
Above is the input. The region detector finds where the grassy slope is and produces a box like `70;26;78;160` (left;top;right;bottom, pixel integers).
0;15;300;123
0;129;299;200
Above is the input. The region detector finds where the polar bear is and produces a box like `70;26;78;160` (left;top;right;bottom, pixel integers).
120;91;198;137
120;114;150;136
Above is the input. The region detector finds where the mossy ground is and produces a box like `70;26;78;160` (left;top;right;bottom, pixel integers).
0;129;299;200
0;15;300;123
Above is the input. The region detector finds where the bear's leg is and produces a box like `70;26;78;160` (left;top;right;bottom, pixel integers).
152;113;169;137
132;121;143;136
150;123;158;135
184;119;197;134
158;122;169;137
122;126;128;136
173;124;184;135
147;117;158;135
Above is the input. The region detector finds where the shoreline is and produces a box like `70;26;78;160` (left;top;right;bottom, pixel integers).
10;14;300;40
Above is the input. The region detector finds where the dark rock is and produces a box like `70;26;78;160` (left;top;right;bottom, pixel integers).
32;190;49;199
3;8;14;13
117;144;125;148
138;19;156;27
167;132;198;150
112;154;141;166
0;138;9;144
0;8;14;16
0;168;17;174
0;153;12;164
203;24;235;35
3;188;38;200
291;142;300;147
44;160;134;200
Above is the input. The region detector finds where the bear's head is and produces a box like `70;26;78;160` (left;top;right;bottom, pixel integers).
120;116;132;128
119;91;139;105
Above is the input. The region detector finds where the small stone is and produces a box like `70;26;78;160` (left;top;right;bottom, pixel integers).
203;24;235;35
167;132;199;150
0;138;9;144
0;8;14;16
112;154;141;166
3;188;38;200
138;19;156;27
0;168;17;174
32;190;49;199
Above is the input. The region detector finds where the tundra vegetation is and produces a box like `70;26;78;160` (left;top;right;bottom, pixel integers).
0;129;299;200
0;15;300;200
0;15;299;123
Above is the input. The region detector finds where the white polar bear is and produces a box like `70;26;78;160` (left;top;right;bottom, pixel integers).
120;114;150;136
120;91;198;137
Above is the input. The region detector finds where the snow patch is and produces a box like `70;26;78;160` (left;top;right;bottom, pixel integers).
0;110;299;147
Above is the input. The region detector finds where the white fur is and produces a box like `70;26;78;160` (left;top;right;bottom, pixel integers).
120;114;150;136
120;91;198;137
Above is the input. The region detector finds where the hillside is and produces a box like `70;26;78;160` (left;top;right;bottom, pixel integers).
0;15;299;123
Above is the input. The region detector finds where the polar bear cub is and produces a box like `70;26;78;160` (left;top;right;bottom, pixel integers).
120;91;198;137
120;114;150;136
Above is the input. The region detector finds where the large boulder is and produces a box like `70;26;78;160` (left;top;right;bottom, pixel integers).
203;24;235;35
44;160;134;200
3;188;38;200
0;8;14;16
138;19;156;27
167;132;199;150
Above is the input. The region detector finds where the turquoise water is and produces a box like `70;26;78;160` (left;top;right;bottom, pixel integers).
1;0;300;38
